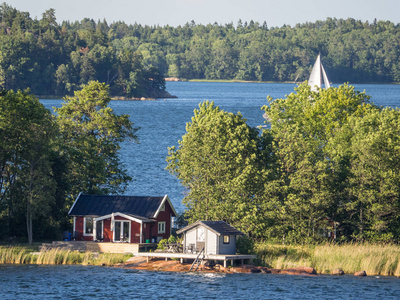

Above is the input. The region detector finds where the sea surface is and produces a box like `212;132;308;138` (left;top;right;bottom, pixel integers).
41;82;400;213
3;82;400;299
1;264;400;299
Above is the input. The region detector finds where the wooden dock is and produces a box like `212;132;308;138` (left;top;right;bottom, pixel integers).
134;252;256;268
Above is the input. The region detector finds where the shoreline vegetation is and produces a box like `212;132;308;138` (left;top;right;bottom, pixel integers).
0;245;132;266
2;243;400;277
37;89;178;101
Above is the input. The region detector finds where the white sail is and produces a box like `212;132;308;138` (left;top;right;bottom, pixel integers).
308;54;330;91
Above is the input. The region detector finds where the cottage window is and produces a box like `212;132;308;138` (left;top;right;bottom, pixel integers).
160;204;165;212
223;235;230;244
84;217;93;235
158;221;166;234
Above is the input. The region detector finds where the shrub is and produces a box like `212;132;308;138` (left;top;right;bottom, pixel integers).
157;239;168;250
236;235;255;254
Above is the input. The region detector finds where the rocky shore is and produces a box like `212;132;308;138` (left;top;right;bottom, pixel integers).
120;257;375;277
120;257;318;275
111;90;177;100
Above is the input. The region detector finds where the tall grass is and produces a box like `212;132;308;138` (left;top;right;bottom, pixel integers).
0;246;132;266
256;242;400;276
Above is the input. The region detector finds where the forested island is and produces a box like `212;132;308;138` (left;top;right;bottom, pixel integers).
1;2;400;99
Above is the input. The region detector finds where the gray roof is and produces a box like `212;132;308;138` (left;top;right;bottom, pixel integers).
176;220;244;236
68;194;175;219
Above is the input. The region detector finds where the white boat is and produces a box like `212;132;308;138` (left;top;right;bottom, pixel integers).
308;54;330;91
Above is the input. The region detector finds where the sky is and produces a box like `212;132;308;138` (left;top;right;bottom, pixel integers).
3;0;400;27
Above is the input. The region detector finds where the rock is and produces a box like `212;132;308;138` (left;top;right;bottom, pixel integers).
260;267;271;274
354;270;367;276
280;266;317;275
164;77;181;82
332;268;345;275
250;268;261;273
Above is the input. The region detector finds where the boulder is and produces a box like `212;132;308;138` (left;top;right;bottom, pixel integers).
260;267;271;274
332;269;345;275
250;268;261;273
280;266;317;275
354;270;367;276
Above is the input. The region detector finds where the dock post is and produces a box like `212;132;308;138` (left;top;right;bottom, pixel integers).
180;258;183;264
224;260;227;268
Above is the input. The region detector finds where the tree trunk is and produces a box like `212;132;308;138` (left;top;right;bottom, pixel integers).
360;204;363;240
27;168;34;245
27;195;33;245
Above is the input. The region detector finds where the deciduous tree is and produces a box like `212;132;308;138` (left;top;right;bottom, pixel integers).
167;101;270;236
55;81;138;198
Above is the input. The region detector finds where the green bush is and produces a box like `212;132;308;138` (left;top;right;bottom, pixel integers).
157;239;168;250
236;235;255;254
168;235;177;243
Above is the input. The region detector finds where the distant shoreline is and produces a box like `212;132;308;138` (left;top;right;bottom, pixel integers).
37;91;178;101
184;79;400;85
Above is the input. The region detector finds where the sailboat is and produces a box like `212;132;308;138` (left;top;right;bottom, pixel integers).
308;54;330;91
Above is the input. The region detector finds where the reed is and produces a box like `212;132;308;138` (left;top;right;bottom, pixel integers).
256;242;400;276
0;246;36;264
0;246;132;266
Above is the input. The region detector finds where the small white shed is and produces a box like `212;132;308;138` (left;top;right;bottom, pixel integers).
176;220;244;255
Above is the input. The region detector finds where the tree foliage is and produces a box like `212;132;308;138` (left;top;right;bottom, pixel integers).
0;89;57;243
168;84;400;243
167;101;271;237
261;83;400;243
0;82;137;243
55;81;138;197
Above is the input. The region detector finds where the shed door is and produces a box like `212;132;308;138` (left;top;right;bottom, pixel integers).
197;227;205;252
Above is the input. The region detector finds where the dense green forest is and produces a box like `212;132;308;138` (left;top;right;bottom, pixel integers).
0;3;167;98
168;84;400;244
1;3;400;99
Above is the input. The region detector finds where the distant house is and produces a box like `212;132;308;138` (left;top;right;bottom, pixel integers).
176;220;244;255
68;193;177;243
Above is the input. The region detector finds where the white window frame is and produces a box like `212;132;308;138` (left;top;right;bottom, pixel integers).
160;204;165;212
158;221;166;234
83;217;94;236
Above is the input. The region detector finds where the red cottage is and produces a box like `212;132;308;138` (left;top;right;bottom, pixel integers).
68;193;177;243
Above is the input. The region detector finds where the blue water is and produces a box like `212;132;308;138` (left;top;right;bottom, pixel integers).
42;82;400;213
1;264;400;299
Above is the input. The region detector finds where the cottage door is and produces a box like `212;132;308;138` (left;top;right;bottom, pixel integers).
114;221;130;242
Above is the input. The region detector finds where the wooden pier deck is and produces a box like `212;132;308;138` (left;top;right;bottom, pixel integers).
134;252;256;268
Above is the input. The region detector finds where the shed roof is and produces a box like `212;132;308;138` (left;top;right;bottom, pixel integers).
68;193;177;218
176;220;244;236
